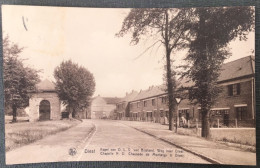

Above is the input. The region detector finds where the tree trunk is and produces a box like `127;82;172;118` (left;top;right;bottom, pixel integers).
12;105;17;122
164;10;176;131
68;105;73;119
199;10;211;138
201;107;210;138
166;51;175;131
72;108;76;118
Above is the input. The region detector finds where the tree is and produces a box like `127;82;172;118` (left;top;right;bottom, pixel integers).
117;8;193;130
181;7;254;138
3;35;40;122
54;60;95;118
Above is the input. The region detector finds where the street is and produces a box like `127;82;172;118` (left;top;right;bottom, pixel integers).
6;119;209;164
77;120;209;163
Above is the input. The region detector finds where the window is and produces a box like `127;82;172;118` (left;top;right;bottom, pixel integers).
236;83;240;95
161;96;167;104
160;110;164;117
137;102;140;108
228;83;240;96
152;99;156;106
228;85;233;96
132;113;138;118
130;104;133;109
179;109;190;120
146;112;153;117
143;101;147;107
236;107;247;120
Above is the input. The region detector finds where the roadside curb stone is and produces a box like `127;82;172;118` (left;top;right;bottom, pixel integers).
120;121;256;165
126;124;222;164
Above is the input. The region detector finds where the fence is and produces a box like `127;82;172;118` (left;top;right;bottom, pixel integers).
120;117;255;128
187;118;255;128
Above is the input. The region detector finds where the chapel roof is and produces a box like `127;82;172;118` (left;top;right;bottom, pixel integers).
36;79;56;92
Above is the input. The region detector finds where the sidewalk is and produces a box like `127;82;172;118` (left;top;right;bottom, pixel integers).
120;120;256;165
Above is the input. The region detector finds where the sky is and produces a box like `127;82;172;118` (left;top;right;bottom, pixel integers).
2;5;255;98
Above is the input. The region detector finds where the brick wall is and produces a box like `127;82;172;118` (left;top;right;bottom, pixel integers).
129;94;169;122
178;78;255;127
125;78;254;127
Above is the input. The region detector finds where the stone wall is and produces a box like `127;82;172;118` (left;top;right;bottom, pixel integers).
29;92;61;122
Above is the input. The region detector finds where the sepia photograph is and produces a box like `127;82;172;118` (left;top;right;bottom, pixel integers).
1;5;256;165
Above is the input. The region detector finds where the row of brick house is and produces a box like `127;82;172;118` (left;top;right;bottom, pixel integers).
115;56;256;128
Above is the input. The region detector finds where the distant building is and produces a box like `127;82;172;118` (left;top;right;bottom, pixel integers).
128;86;168;123
28;79;61;122
116;56;255;127
90;95;121;119
116;90;139;119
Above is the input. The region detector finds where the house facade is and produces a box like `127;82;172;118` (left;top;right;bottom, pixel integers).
29;79;61;122
116;56;255;127
90;95;121;119
116;90;138;119
178;56;255;127
128;86;169;124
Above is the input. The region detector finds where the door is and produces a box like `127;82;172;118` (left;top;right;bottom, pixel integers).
39;100;51;120
223;110;229;126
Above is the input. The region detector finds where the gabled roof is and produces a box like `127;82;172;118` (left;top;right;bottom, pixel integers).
91;95;122;105
117;90;139;104
36;79;56;92
178;55;255;87
91;96;107;105
119;56;255;103
218;56;255;82
103;97;122;104
132;85;167;102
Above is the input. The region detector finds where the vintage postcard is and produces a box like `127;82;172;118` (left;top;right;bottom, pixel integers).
2;5;256;165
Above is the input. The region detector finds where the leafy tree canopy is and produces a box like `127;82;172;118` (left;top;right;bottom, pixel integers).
3;35;40;122
117;8;194;131
54;60;95;117
180;6;254;138
118;7;254;135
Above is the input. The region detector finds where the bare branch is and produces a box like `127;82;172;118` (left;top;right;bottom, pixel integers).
133;40;161;60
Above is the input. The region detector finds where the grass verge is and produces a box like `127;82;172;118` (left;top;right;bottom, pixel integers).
5;118;81;152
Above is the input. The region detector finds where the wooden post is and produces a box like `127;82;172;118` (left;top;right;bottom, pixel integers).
175;105;179;133
196;118;199;135
217;119;219;128
235;119;237;128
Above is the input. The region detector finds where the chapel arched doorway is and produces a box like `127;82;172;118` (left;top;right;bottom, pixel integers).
39;100;50;120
